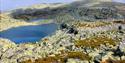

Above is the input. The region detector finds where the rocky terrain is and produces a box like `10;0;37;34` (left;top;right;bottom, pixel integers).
0;0;125;63
0;19;125;63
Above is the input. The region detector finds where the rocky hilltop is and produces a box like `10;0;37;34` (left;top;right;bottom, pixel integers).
0;0;125;63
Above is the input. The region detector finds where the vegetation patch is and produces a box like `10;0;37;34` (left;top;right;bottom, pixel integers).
74;35;118;48
20;51;91;63
75;21;111;28
113;20;125;24
101;59;125;63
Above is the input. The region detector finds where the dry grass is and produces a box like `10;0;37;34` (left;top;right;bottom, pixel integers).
20;51;91;63
113;20;125;24
75;35;118;48
101;59;125;63
75;21;111;28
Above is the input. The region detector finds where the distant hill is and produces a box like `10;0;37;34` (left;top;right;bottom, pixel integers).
10;1;125;21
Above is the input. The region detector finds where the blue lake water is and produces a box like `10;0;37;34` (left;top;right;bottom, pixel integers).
0;23;58;44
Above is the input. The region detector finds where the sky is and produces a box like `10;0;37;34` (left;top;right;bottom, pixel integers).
113;0;125;3
0;0;76;12
0;0;125;12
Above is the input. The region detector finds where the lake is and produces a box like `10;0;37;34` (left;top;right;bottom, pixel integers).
0;23;58;44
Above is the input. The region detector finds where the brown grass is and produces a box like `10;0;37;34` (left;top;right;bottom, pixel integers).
113;20;125;24
75;21;111;28
20;51;91;63
75;35;118;48
101;59;125;63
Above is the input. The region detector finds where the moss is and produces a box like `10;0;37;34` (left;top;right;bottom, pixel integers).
75;35;118;48
20;51;91;63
